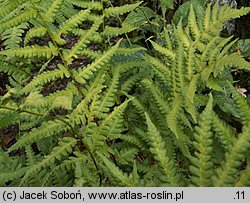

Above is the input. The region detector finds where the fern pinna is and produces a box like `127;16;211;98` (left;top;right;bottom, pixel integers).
0;0;250;186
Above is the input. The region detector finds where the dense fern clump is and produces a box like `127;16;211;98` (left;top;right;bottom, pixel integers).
0;0;146;186
116;1;250;186
0;0;250;186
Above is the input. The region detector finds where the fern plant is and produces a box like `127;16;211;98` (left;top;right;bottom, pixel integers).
0;0;146;186
98;1;250;186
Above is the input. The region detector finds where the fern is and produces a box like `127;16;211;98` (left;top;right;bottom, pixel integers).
74;39;122;84
0;43;58;59
189;94;214;186
0;9;37;31
0;151;27;186
7;120;69;152
43;0;64;23
104;2;142;18
121;0;250;187
236;164;250;187
228;81;250;124
213;124;250;186
20;137;77;186
98;152;141;186
145;113;183;186
54;9;91;45
1;23;28;49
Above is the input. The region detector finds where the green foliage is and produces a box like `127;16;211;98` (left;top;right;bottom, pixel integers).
120;0;250;187
0;0;250;187
0;0;145;186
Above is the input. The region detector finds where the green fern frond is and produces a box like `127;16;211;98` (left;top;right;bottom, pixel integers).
104;2;142;17
186;44;197;79
184;74;199;123
99;99;131;139
1;23;28;49
189;94;214;186
0;0;26;18
213;124;250;186
188;4;201;38
0;57;30;79
150;40;175;61
203;3;211;30
20;137;77;186
74;160;88;186
7;120;69;152
0;9;37;32
0;151;26;186
211;0;219;25
103;25;136;37
114;148;138;165
162;28;173;50
24;92;45;107
211;112;235;150
0;108;18;129
130;98;146;117
43;0;63;23
176;19;191;48
217;38;238;61
21;68;68;94
43;154;84;186
116;134;144;149
145;113;183;186
166;98;181;138
91;67;120;119
218;6;250;23
98;152;140;186
227;82;250;124
24;26;47;45
236;164;250;187
74;158;99;186
141;79;169;115
145;54;171;86
201;36;221;65
207;2;250;36
63;19;102;63
25;146;37;166
74;39;122;84
54;9;91;44
214;53;250;77
77;49;102;61
121;73;145;93
75;75;104;112
175;44;186;93
208;36;233;65
0;168;26;186
0;43;58;59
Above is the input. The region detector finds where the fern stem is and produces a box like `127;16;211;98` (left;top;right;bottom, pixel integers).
0;105;43;117
105;140;118;166
87;149;103;186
